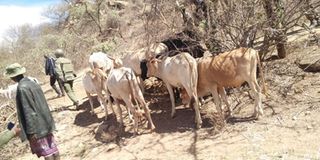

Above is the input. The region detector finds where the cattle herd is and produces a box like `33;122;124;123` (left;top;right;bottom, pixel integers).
82;41;266;135
0;40;265;135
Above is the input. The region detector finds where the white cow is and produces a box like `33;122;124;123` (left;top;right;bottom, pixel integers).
89;52;115;73
121;43;168;76
85;52;122;116
94;67;155;135
146;52;202;129
121;43;168;93
82;70;110;115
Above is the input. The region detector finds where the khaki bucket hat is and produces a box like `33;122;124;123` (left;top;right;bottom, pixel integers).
4;63;26;78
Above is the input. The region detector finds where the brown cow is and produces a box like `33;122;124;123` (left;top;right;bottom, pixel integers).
181;47;265;118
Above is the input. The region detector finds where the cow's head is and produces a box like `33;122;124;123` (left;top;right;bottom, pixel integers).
113;58;123;68
92;68;108;91
146;57;161;78
92;68;108;80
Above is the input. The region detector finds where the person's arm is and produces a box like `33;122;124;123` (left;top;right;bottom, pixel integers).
45;58;49;75
0;128;20;148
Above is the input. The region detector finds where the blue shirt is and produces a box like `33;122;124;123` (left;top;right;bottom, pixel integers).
45;57;56;76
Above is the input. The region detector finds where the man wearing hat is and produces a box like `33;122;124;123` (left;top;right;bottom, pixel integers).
4;63;60;160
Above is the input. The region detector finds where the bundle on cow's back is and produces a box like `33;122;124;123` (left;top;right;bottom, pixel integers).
160;32;206;58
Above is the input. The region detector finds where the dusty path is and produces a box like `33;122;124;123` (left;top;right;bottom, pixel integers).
15;27;320;160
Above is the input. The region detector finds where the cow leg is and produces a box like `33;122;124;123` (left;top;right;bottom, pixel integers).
210;84;223;115
105;95;114;120
192;93;202;129
96;91;108;112
199;97;205;106
123;98;139;135
247;80;263;118
125;105;134;123
185;88;202;129
131;96;142;121
135;94;155;131
253;81;263;116
86;92;95;115
165;83;176;118
108;97;116;115
114;99;124;128
137;76;145;94
218;87;232;117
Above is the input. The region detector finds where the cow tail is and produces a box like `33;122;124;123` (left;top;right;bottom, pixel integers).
255;50;268;96
125;71;138;106
181;53;198;101
191;60;198;99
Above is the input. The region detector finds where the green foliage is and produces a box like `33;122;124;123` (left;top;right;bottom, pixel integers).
91;38;117;53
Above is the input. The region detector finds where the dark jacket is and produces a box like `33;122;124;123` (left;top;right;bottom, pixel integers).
16;77;56;142
45;57;56;76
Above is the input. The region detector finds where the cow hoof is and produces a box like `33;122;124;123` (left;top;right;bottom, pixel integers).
171;113;176;119
133;131;140;137
258;110;264;116
90;111;95;115
149;124;156;131
195;121;202;129
252;113;259;120
149;128;155;133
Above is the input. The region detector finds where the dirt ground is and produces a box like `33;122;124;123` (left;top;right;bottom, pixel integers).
10;27;320;160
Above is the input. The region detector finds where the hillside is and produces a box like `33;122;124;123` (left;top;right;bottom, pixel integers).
1;1;320;159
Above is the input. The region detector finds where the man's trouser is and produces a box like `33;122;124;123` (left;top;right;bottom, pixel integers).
50;76;65;96
62;80;78;104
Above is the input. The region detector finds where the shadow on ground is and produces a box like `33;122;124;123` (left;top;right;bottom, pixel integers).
74;96;105;127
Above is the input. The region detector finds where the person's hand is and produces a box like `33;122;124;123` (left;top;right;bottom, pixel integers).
13;127;21;137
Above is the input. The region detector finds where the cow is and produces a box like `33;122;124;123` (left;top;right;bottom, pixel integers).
146;52;202;129
85;52;122;116
93;67;155;135
180;47;265;119
89;52;115;74
82;70;110;115
122;42;168;80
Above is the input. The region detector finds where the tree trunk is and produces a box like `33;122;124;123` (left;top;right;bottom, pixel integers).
259;0;274;58
276;43;286;58
261;0;287;59
274;0;287;58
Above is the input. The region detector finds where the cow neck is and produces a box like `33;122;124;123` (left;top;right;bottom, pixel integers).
157;60;166;79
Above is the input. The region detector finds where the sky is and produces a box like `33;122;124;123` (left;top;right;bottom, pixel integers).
0;0;60;41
